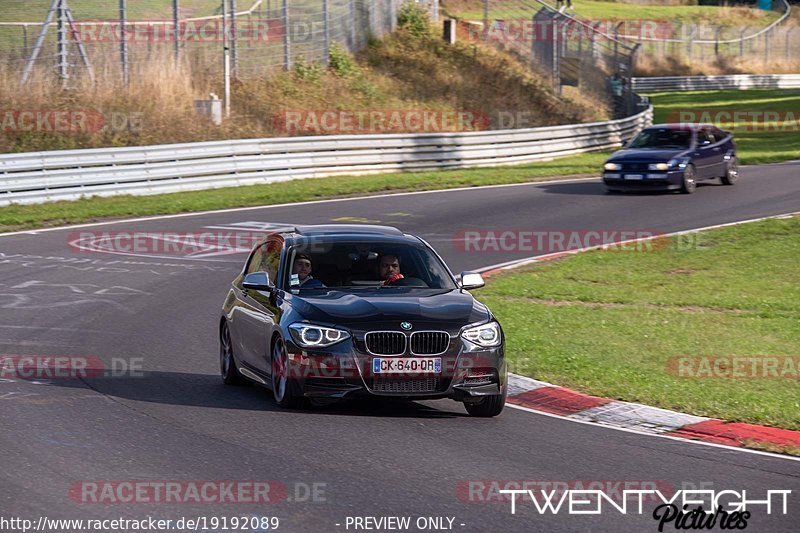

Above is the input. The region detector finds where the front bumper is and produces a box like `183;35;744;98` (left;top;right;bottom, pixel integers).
283;336;507;401
603;169;684;191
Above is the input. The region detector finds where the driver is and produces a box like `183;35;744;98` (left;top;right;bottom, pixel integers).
292;253;325;288
378;253;404;286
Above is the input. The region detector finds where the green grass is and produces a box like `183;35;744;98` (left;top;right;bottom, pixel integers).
477;217;800;431
0;152;607;232
648;89;800;164
445;0;780;27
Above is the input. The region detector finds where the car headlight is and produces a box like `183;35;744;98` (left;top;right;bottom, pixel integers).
648;162;670;171
289;323;349;348
604;162;622;171
461;322;502;348
666;157;689;169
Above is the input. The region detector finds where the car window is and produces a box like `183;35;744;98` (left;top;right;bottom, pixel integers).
628;129;692;149
246;246;265;275
246;237;283;284
284;241;457;291
698;129;714;145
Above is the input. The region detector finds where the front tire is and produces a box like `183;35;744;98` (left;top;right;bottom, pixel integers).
271;338;305;409
721;156;738;185
681;165;697;194
464;391;506;417
220;321;243;386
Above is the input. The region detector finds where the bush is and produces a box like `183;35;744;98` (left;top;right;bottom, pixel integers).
293;56;323;82
329;43;358;77
397;2;430;39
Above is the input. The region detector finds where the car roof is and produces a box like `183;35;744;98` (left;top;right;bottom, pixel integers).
645;123;719;132
265;224;419;246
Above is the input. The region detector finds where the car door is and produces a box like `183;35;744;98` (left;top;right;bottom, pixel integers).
694;129;719;179
233;237;283;376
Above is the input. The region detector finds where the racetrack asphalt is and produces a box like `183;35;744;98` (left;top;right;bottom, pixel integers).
1;163;799;532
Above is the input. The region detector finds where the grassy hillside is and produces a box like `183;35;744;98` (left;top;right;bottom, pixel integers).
0;12;601;153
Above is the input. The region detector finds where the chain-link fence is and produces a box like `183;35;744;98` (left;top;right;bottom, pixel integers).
610;0;798;69
453;0;640;118
0;0;443;88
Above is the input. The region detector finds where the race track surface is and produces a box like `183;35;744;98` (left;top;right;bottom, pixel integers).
1;164;799;532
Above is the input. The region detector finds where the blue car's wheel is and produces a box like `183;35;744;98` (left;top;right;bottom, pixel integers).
721;156;738;185
681;164;697;194
271;338;305;409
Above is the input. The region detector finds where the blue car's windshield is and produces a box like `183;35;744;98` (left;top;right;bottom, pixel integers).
629;129;692;150
284;241;457;292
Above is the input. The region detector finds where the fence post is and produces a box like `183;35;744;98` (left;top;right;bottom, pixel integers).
282;0;290;70
739;27;747;57
349;0;356;51
57;0;68;86
120;0;129;87
764;30;769;63
786;28;793;60
229;0;238;77
483;0;489;41
714;27;721;55
323;0;330;65
172;0;179;62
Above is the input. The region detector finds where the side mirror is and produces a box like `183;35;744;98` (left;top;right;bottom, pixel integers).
243;271;272;291
621;139;628;147
459;271;485;290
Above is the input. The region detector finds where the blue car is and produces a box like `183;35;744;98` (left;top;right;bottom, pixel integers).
602;124;738;194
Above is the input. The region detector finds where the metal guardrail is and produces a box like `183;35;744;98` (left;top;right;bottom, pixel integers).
632;73;800;92
0;107;652;205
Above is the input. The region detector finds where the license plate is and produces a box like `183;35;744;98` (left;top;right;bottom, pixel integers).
625;174;644;180
372;357;442;374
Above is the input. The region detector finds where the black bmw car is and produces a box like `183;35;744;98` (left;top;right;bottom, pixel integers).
602;124;738;193
219;225;507;417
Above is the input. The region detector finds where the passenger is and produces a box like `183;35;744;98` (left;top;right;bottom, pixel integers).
378;253;404;286
292;253;325;288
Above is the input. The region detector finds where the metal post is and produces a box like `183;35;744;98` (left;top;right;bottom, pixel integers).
786;28;793;60
222;0;231;118
323;0;330;66
57;0;69;86
432;0;439;23
120;0;129;86
64;7;93;82
739;27;747;57
714;27;721;55
229;0;238;77
282;0;290;70
22;26;28;57
483;0;489;41
764;31;769;63
349;0;356;52
172;0;179;63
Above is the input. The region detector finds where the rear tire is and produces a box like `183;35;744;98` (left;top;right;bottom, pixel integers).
721;156;738;185
464;391;506;417
271;338;306;409
681;165;697;194
220;321;243;386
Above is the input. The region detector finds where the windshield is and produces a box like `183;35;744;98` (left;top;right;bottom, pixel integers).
284;240;457;292
628;129;692;150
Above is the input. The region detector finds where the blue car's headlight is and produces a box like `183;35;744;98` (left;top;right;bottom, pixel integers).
604;162;622;171
461;322;502;348
647;163;670;171
289;323;349;348
666;157;690;169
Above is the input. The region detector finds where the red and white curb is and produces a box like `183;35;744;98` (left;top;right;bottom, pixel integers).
506;374;800;452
